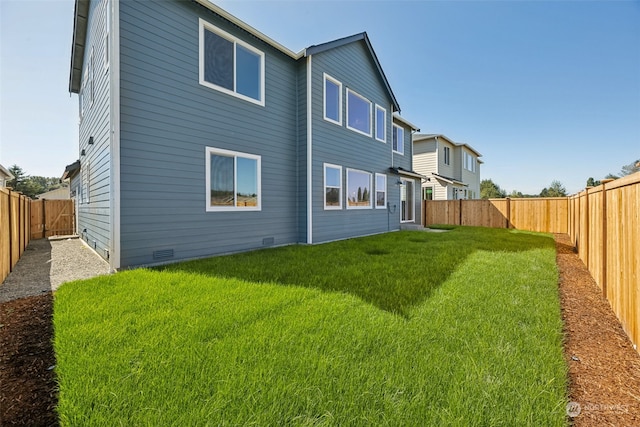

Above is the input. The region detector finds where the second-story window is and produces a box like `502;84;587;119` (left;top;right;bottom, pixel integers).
346;89;372;137
199;19;265;106
464;151;476;172
444;146;450;165
375;105;386;142
323;74;342;125
392;124;404;155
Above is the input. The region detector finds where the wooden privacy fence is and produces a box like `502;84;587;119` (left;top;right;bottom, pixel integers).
568;172;640;353
30;199;75;239
422;197;569;233
423;172;640;352
0;188;31;284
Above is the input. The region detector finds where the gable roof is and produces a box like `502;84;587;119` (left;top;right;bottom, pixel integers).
305;33;400;113
414;133;482;157
69;0;401;113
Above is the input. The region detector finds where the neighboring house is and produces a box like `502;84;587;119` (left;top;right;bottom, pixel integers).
413;134;482;200
68;0;421;270
36;186;71;200
0;164;14;188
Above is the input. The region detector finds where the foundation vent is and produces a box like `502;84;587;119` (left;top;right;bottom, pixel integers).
262;237;275;246
153;249;174;260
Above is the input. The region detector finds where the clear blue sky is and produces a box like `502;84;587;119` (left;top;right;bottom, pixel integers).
1;0;638;195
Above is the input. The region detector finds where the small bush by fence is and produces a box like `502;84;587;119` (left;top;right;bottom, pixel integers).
423;172;640;353
1;188;31;284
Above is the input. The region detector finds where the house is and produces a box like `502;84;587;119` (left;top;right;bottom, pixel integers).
36;186;71;200
0;164;14;188
413;134;482;200
68;0;421;270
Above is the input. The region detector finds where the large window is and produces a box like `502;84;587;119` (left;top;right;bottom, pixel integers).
392;124;404;155
375;105;386;142
324;163;342;209
206;147;261;211
444;146;450;165
346;89;372;136
346;168;372;209
199;19;265;105
324;74;342;125
375;173;387;209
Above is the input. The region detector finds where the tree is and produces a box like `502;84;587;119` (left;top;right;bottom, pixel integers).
586;177;601;187
480;179;506;199
620;159;640;177
357;187;362;202
5;164;63;198
540;180;567;197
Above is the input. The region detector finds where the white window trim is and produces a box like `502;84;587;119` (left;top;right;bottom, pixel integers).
104;0;110;73
393;124;404;155
323;163;342;210
346;168;373;210
400;178;414;223
323;73;342;126
375;105;386;143
89;47;95;108
444;146;450;165
346;88;372;137
199;18;265;107
205;146;262;212
375;173;387;209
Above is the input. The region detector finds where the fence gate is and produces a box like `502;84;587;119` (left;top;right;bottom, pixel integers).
30;199;75;239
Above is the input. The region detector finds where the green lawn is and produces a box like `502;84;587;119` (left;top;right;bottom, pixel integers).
53;227;568;426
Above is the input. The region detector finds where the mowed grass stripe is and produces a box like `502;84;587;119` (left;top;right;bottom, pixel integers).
54;228;567;426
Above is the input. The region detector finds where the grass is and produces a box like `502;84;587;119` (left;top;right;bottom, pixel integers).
53;227;568;426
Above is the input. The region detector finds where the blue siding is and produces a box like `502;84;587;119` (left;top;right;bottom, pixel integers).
77;0;111;260
309;41;401;243
118;1;299;267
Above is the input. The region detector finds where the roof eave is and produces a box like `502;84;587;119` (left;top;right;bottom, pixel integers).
392;113;420;132
193;0;300;59
69;0;89;93
306;32;401;113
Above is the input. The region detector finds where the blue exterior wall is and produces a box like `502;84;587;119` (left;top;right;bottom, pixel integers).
309;41;404;243
118;0;299;267
77;0;112;260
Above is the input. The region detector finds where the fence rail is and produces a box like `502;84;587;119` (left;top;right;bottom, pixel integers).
423;171;640;352
30;199;75;239
1;188;31;284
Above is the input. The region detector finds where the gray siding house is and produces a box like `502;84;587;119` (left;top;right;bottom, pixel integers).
69;0;421;270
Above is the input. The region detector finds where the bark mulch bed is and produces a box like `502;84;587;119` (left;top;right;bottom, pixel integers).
1;234;639;426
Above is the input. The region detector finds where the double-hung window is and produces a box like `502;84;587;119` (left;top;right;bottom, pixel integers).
392;124;404;155
346;89;372;136
323;74;342;125
346;168;372;209
375;105;386;142
375;173;387;209
464;151;476;172
206;147;261;211
444;146;450;165
199;19;265;105
324;164;342;209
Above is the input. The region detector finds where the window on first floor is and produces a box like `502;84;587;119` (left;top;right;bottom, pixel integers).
346;168;372;209
400;178;414;222
346;89;372;137
375;173;387;208
423;186;434;200
392;124;404;155
199;19;265;105
206;147;261;211
324;163;342;209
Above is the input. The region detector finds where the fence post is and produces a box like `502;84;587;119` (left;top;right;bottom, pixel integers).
506;197;511;229
459;199;463;225
42;199;47;239
585;189;590;271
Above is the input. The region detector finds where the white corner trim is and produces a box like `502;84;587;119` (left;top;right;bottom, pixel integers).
307;55;313;244
109;0;121;270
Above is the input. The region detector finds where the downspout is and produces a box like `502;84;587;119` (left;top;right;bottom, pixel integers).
306;55;313;244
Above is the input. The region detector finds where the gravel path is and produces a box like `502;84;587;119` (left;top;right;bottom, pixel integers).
0;237;111;303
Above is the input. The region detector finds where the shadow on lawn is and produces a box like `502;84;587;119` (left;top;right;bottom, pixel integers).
159;227;555;316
